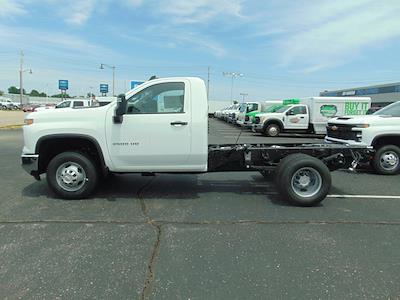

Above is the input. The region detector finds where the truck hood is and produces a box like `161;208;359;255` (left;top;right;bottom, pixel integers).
256;112;282;118
328;114;394;125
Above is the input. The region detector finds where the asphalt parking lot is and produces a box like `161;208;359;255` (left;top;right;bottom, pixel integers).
1;119;400;299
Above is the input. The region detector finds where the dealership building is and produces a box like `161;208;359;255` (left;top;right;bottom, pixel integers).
320;82;400;107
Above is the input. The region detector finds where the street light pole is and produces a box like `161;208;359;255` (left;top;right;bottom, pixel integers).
223;72;244;103
19;50;32;105
19;50;23;106
112;66;115;97
100;63;116;96
240;93;248;103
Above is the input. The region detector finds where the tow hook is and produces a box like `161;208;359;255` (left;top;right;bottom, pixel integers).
349;151;362;172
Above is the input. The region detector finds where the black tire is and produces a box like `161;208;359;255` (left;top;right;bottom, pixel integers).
275;154;331;206
371;145;400;175
46;151;99;199
264;124;280;137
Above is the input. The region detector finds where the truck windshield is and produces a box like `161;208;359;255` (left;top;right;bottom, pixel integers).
373;102;400;117
264;104;285;113
275;105;291;113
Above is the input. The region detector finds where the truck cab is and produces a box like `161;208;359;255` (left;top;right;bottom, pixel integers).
236;102;260;126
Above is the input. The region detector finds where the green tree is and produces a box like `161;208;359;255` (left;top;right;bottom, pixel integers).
8;86;26;94
0;90;4;96
8;86;19;94
51;93;71;98
233;100;238;104
39;92;47;97
30;89;40;97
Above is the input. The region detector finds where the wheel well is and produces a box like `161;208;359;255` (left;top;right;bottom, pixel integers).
372;135;400;149
263;120;283;130
36;136;106;175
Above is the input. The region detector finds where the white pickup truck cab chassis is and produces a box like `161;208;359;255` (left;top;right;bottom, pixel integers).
22;77;371;206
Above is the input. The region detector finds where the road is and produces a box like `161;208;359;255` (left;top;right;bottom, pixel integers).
1;120;400;299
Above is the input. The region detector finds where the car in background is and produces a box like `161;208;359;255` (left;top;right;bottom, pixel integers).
34;99;91;112
0;97;21;110
22;104;39;112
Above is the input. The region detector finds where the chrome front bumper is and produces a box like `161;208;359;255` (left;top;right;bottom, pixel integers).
21;154;40;179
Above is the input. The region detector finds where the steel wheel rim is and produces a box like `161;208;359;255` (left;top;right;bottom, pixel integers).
56;162;87;192
268;126;278;136
380;151;399;171
291;167;322;198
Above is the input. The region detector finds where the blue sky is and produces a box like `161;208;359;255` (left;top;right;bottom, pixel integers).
1;0;400;100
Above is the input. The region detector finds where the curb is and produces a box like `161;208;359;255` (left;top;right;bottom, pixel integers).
0;124;24;130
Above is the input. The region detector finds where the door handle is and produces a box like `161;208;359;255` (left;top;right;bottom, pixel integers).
300;117;305;119
170;121;188;126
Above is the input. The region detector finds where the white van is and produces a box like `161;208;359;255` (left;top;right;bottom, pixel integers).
252;97;371;136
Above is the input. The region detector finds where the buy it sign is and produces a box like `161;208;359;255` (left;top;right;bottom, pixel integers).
345;102;369;115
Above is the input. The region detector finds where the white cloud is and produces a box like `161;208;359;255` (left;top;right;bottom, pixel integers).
0;24;119;58
0;0;26;18
160;0;243;24
64;0;96;26
266;0;400;72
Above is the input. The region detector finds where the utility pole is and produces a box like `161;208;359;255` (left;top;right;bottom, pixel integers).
240;93;248;103
207;66;210;100
19;50;23;106
19;50;32;105
223;72;243;103
100;63;116;96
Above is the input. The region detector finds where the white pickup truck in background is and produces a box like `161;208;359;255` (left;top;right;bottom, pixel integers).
34;99;93;112
21;77;371;206
0;97;21;110
326;101;400;175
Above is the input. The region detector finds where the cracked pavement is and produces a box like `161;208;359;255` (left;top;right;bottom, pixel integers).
1;120;400;299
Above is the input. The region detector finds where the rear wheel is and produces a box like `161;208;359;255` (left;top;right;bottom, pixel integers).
275;154;331;206
47;151;99;199
371;145;400;175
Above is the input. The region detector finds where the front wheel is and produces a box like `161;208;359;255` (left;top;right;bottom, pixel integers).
264;124;280;137
275;154;331;206
371;145;400;175
47;151;99;199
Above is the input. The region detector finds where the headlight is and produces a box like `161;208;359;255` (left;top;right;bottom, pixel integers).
354;124;369;128
24;118;34;125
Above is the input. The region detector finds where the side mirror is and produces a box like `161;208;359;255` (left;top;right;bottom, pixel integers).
114;95;127;123
286;110;294;116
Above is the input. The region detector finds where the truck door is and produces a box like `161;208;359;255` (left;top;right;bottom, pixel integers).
106;80;191;171
283;105;309;129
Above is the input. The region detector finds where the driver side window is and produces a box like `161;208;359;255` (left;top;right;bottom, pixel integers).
288;106;307;115
126;82;185;114
56;101;71;108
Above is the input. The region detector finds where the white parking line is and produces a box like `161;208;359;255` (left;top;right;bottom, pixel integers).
328;195;400;199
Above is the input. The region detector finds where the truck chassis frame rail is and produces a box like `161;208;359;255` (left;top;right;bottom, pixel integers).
208;143;372;206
